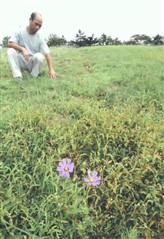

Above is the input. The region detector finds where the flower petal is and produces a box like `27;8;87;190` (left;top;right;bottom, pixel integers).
92;180;101;186
68;162;74;172
84;178;90;183
66;158;71;164
96;176;101;181
64;171;70;178
92;170;98;178
59;171;70;178
59;161;64;167
56;166;62;172
87;170;91;178
62;158;67;165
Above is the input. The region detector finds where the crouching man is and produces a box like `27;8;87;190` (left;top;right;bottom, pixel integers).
7;12;56;80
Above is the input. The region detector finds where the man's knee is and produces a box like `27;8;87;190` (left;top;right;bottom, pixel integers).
33;53;45;64
7;48;17;57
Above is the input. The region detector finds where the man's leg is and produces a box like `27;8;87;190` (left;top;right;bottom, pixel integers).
7;48;23;79
28;53;45;78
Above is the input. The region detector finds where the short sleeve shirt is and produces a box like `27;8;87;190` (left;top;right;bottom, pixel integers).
9;27;50;56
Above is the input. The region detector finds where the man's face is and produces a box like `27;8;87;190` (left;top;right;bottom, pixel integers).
29;15;42;34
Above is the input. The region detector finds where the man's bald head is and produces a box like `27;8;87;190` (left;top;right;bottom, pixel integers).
30;12;42;21
28;12;43;34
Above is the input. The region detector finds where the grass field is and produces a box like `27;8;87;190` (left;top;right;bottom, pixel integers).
0;45;164;239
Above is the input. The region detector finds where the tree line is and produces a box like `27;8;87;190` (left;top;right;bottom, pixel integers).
1;30;164;48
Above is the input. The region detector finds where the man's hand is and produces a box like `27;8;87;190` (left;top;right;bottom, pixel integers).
45;53;57;79
49;69;57;79
8;42;30;61
22;48;30;61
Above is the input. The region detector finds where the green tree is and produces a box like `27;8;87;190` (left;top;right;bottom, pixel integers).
98;35;122;45
129;34;143;45
126;34;152;45
2;36;11;47
99;33;108;45
70;30;98;47
85;34;99;46
152;34;164;45
111;37;122;45
70;30;87;47
46;34;67;46
98;34;113;45
140;34;152;44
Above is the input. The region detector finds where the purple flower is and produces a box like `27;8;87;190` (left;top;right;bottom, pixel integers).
84;170;101;186
56;158;74;178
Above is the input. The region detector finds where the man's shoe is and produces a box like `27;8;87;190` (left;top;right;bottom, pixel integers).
15;77;23;80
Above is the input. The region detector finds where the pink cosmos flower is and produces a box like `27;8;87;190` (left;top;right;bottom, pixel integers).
84;170;101;186
56;158;74;178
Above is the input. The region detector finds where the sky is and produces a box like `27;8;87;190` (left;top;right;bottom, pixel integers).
0;0;163;43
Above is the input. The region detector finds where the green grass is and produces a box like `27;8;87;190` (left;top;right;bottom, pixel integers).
0;45;164;239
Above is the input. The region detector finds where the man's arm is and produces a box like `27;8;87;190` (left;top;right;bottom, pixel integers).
45;53;57;79
8;42;30;61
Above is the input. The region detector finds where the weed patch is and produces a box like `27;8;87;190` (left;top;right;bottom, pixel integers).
0;46;163;238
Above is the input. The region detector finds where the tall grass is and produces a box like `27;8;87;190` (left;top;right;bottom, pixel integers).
0;46;163;238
